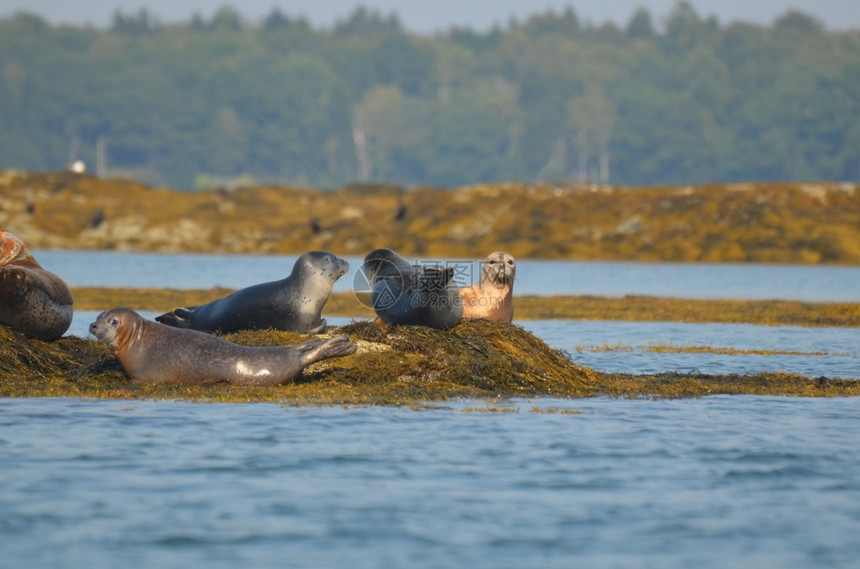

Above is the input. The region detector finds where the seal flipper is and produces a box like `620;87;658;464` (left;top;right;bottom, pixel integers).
307;318;327;334
155;306;197;328
293;338;327;352
298;334;356;366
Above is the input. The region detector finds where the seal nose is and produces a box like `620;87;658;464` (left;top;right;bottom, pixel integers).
88;322;97;334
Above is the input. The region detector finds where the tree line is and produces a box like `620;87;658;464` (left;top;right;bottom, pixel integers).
1;2;858;189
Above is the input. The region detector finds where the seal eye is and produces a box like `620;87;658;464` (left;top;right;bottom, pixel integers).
489;260;497;265
109;318;118;326
507;260;514;266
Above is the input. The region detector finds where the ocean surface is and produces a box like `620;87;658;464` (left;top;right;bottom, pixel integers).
36;250;860;301
4;252;858;567
2;397;859;569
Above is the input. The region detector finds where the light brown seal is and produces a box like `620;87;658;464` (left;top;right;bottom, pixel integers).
90;308;356;385
459;251;516;323
0;229;73;340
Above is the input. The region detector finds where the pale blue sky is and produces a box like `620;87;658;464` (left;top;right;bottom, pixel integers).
0;0;857;31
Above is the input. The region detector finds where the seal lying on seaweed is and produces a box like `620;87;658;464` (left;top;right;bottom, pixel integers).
156;251;349;334
91;308;356;385
0;229;73;340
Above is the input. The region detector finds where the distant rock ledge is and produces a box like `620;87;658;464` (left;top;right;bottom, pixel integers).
1;170;858;263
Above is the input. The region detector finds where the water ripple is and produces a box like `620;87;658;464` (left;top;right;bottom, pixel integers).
3;397;860;569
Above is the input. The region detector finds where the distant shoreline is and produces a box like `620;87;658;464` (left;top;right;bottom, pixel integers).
2;171;859;265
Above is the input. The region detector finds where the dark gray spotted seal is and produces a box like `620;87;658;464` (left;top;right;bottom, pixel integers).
0;229;73;340
90;308;356;385
156;251;349;334
361;248;462;329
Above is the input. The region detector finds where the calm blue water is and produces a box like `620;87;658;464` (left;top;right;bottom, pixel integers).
35;250;860;301
2;397;859;569
521;320;860;380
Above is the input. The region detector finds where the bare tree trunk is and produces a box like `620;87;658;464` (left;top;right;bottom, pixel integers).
574;130;588;182
538;136;567;179
96;137;107;179
352;126;371;181
599;151;610;186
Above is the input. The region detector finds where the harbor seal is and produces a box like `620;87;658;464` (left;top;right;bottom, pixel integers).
0;229;73;340
156;251;349;334
90;308;356;385
361;248;462;329
459;251;516;323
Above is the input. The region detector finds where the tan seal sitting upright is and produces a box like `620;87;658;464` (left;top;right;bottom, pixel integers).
90;308;356;385
0;229;73;340
459;251;516;323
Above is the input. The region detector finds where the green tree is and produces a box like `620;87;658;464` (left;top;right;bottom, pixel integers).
0;5;858;189
626;8;655;39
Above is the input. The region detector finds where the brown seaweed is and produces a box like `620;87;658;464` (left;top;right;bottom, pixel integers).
1;320;856;405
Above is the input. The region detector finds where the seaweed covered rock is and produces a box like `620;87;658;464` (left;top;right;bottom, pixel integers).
1;321;857;404
4;172;860;263
0;320;599;403
221;320;601;403
0;325;127;398
331;320;599;396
